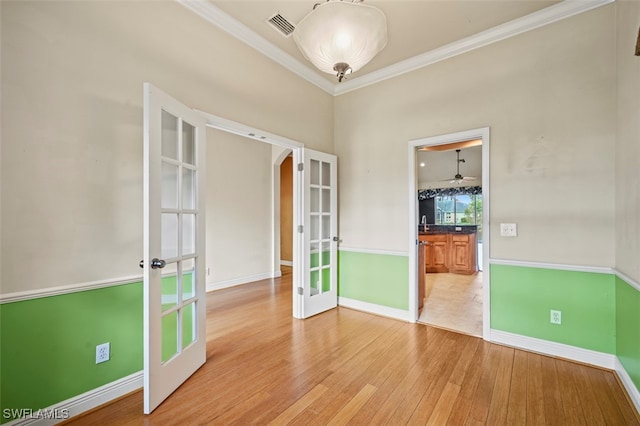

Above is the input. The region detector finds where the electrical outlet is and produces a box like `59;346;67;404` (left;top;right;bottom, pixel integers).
550;310;562;325
96;342;110;364
500;223;517;237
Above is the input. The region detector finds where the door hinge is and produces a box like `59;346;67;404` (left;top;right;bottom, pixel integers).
298;225;304;233
298;163;304;171
298;287;303;295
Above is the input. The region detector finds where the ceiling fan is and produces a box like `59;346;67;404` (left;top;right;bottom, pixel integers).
444;149;477;184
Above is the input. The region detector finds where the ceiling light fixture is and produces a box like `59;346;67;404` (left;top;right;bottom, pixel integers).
293;0;387;82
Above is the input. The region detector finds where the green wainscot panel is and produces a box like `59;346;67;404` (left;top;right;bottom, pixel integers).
338;250;408;310
616;276;640;391
0;283;143;423
490;264;615;354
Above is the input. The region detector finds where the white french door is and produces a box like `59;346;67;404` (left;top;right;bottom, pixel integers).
143;83;206;414
295;148;338;318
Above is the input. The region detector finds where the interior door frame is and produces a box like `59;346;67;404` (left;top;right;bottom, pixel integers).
407;127;491;340
195;110;306;318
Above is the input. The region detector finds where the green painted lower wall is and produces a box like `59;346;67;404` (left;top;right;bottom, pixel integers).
338;250;408;310
490;264;616;354
0;283;143;423
1;261;637;422
616;276;640;391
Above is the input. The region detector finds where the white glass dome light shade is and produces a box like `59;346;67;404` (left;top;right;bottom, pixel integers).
293;1;387;78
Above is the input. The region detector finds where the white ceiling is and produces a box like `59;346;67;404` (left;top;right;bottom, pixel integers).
418;146;482;189
181;0;611;94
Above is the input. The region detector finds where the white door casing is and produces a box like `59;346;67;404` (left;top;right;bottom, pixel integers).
143;83;207;414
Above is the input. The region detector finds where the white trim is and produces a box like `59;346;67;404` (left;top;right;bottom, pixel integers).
338;297;410;322
3;372;142;426
198;110;304;150
338;246;408;257
490;258;613;275
176;0;334;94
408;127;491;338
614;269;640;292
490;329;616;369
280;260;293;267
334;0;613;95
178;0;613;96
615;357;640;414
206;272;274;292
0;275;143;304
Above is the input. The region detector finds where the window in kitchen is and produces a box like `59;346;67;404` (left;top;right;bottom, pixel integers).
435;193;483;240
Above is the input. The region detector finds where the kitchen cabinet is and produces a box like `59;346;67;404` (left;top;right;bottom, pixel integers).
418;241;426;308
421;234;449;273
419;232;477;275
449;233;477;275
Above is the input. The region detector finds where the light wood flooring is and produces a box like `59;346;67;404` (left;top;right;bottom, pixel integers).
419;272;483;337
67;268;639;425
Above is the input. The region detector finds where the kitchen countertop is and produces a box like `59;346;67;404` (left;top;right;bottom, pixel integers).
419;225;478;235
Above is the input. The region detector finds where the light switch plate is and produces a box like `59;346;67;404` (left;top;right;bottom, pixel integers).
500;223;517;237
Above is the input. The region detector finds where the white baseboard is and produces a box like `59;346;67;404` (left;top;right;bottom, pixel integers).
280;260;293;267
4;371;142;425
206;272;273;292
615;357;640;414
490;329;616;369
338;297;410;322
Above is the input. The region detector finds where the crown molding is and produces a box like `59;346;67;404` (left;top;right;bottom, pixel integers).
177;0;335;94
178;0;613;97
335;0;614;95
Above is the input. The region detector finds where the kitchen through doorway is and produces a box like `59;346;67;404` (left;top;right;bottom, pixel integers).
409;129;490;338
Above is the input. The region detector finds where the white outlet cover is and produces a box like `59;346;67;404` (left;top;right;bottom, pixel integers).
550;310;562;325
96;342;110;364
500;223;517;237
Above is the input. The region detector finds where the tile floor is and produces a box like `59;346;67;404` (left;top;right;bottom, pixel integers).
418;271;483;337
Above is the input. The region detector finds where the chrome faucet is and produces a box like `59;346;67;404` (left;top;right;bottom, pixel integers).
420;215;429;232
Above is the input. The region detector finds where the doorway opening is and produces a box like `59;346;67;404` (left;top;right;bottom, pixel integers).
408;128;490;339
199;112;305;318
200;111;338;320
277;153;294;271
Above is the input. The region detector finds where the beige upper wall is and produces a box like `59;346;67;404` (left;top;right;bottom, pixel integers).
206;129;272;285
334;5;617;267
615;0;640;282
0;1;333;293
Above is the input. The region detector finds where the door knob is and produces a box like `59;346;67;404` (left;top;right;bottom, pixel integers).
139;258;167;269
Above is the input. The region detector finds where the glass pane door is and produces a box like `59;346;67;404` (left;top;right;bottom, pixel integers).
159;111;199;364
301;149;337;318
143;83;206;414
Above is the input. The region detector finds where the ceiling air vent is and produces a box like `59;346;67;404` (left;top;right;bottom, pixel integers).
267;13;295;37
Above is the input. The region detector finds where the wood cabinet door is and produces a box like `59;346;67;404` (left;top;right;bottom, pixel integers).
450;236;470;272
425;234;449;273
450;234;477;275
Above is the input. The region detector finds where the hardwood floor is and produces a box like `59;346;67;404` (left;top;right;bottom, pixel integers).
67;268;639;425
418;272;483;337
